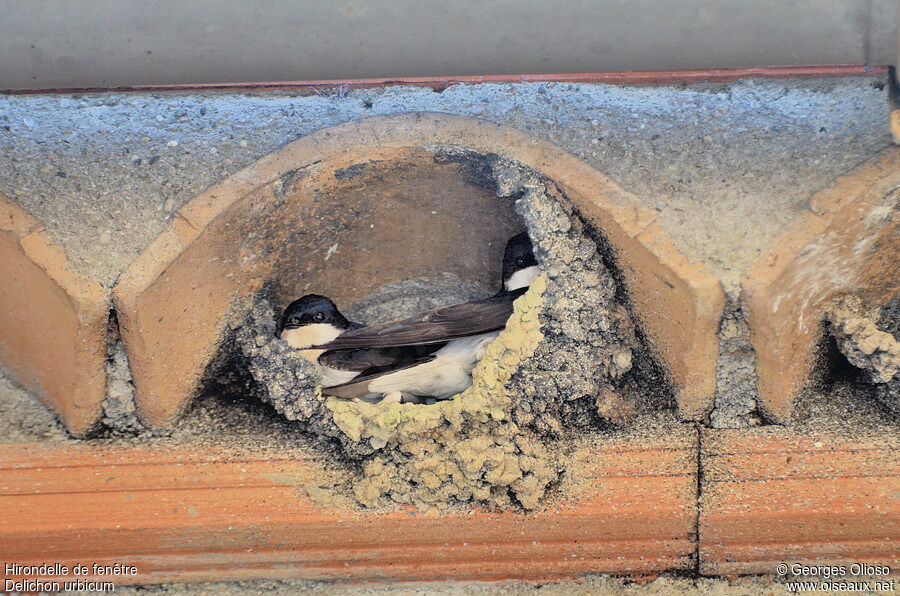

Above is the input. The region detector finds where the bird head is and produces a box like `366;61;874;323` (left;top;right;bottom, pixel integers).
279;294;354;348
502;232;539;292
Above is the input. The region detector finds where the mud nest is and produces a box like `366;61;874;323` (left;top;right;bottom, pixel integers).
226;150;662;509
827;295;900;415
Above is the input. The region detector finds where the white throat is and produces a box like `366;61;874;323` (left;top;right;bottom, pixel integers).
280;323;343;362
504;265;540;291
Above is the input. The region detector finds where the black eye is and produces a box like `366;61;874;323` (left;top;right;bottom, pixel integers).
314;311;325;321
516;257;525;267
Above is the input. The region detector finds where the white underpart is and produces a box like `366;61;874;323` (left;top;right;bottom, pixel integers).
504;265;540;291
280;322;342;353
280;323;360;387
366;332;499;400
318;365;361;387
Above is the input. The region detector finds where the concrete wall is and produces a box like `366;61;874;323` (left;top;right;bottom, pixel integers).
0;0;897;90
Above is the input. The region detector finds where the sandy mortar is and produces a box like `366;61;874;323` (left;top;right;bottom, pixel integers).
709;298;761;428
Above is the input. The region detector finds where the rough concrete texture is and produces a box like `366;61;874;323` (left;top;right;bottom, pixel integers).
742;148;899;422
0;77;889;291
98;309;143;433
708;298;761;428
227;159;651;509
0;370;69;442
827;295;900;414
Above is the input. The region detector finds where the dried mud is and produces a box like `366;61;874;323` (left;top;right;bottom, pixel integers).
224;152;658;510
826;294;900;415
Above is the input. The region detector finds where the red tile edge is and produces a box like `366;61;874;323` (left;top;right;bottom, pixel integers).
2;65;889;96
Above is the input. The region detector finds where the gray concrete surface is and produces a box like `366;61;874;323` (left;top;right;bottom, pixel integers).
0;77;890;292
0;0;897;90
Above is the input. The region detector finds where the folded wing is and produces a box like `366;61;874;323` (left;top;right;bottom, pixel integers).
313;289;525;351
318;344;442;372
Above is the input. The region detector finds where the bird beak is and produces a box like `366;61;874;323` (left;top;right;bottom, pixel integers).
279;319;302;334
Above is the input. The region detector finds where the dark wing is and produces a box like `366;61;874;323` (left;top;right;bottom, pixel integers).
314;289;525;350
318;344;443;372
322;354;438;399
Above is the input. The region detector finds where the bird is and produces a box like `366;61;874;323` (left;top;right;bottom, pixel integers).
277;232;539;404
500;231;540;294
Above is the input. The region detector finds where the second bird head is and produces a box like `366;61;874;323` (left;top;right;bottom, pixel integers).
502;232;539;292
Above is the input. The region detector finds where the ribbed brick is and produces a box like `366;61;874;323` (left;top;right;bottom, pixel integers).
0;194;108;436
